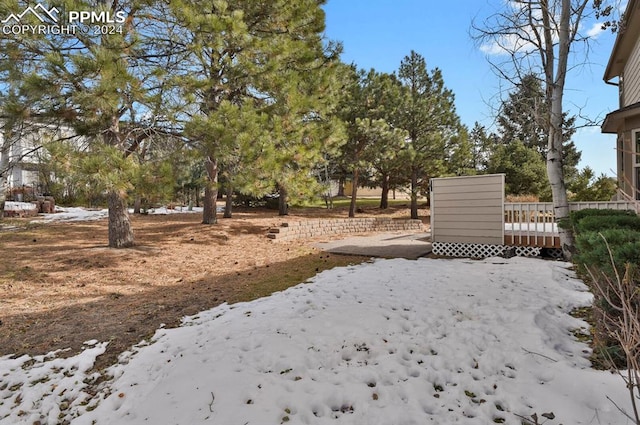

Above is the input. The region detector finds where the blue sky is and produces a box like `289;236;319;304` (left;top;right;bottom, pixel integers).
322;0;621;177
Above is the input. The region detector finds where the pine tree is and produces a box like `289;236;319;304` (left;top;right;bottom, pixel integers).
445;125;476;177
568;167;617;201
337;67;406;216
168;0;343;220
486;140;550;197
396;51;460;219
1;0;174;247
0;1;53;218
264;39;345;216
496;74;581;179
468;122;495;172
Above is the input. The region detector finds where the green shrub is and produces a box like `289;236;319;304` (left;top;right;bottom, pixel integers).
575;229;640;276
570;209;640;379
592;341;627;370
575;214;640;234
561;208;637;231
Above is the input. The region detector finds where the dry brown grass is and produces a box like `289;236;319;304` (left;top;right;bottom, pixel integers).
0;204;425;370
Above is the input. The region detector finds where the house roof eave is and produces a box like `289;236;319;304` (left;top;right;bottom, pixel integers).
604;0;640;82
601;101;640;134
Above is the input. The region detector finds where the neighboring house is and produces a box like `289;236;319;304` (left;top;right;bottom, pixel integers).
0;119;77;196
602;0;640;201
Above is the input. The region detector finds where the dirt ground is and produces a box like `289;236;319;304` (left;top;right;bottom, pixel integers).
0;203;428;370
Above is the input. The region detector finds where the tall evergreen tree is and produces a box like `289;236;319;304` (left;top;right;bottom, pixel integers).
568;166;617;201
0;1;57;218
338;68;406;217
445;125;476;176
496;74;581;179
264;34;345;216
486;140;550;197
168;0;342;220
0;0;167;247
468;122;495;172
396;51;460;218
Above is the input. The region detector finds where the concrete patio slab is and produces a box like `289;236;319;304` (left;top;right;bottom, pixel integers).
314;232;432;260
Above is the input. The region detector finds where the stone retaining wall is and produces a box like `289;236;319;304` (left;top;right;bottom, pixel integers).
268;218;423;241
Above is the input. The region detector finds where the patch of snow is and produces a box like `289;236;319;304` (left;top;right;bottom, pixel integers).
4;201;37;211
0;344;107;424
40;207;109;222
37;206;214;223
142;206;206;215
0;258;635;425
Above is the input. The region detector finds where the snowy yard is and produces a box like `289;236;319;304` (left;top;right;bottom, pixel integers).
0;257;635;424
36;205;206;223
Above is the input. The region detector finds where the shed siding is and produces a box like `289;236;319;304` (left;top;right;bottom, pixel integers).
624;35;640;106
431;174;504;245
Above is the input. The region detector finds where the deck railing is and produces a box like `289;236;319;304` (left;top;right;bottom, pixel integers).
503;201;639;247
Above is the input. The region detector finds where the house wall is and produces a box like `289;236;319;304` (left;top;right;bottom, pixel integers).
623;29;640;106
430;174;504;245
617;116;640;200
0;121;80;190
617;135;630;197
1;132;42;188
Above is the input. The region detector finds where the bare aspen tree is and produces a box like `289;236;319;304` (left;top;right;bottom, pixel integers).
473;0;598;260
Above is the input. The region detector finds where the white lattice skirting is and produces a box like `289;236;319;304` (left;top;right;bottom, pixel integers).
432;242;542;258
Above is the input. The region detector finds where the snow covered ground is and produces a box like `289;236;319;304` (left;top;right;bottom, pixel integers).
3;201;37;212
37;206;206;222
0;256;635;425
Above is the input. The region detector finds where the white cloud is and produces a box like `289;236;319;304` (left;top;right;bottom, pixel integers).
480;32;540;57
480;40;510;56
586;22;605;39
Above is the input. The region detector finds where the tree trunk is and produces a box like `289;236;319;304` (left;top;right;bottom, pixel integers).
380;173;390;209
133;196;142;214
545;0;575;261
410;167;419;219
0;174;7;221
108;190;134;248
202;157;218;224
223;184;233;218
337;176;346;197
278;185;289;216
0;185;5;221
195;187;201;207
0;125;12;221
349;168;360;218
547;145;574;259
548;84;575;259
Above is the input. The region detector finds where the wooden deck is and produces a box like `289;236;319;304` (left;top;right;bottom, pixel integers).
503;201;638;249
431;175;639;255
504;234;560;248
